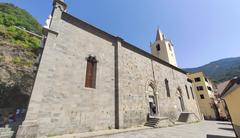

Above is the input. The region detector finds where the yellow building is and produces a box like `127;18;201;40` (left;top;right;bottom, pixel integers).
216;81;231;120
187;72;218;120
221;77;240;137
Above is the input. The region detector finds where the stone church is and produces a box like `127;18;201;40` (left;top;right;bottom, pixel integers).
17;0;202;137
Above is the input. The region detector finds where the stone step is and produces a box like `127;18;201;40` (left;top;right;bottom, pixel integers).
0;133;14;138
178;112;200;123
174;121;187;125
144;117;173;128
145;125;158;127
145;122;158;125
0;134;13;138
148;118;160;120
144;122;158;127
146;119;158;121
148;117;169;121
0;131;14;135
145;122;158;126
144;124;158;127
0;128;11;133
0;128;14;138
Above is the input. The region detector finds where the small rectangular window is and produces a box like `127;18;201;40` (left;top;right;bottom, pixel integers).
196;86;204;91
200;94;205;99
207;86;212;91
205;77;208;82
194;77;201;82
185;85;190;99
168;43;172;51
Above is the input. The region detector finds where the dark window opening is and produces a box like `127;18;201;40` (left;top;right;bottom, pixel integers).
185;85;190;99
190;86;194;99
200;94;205;99
168;43;172;51
205;77;208;82
197;86;204;91
156;44;161;51
207;86;212;91
194;77;201;82
85;56;97;88
165;79;170;97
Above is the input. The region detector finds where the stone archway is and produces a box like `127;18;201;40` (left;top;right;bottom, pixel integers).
145;80;158;117
177;87;185;112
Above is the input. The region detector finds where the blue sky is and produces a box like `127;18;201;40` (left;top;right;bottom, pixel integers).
1;0;240;68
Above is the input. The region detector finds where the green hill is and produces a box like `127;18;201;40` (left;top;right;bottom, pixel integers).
0;3;42;34
0;3;42;49
184;57;240;83
0;3;42;109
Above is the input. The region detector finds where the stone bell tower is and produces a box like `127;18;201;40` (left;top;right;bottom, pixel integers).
150;29;177;67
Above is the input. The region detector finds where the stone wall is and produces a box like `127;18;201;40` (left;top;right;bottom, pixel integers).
183;81;202;120
118;44;152;128
19;13;116;137
17;1;201;137
118;42;201;128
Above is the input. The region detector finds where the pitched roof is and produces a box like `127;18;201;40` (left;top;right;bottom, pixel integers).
217;80;230;94
221;77;240;98
156;28;162;41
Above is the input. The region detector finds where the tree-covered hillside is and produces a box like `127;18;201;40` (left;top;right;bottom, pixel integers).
185;57;240;83
0;3;42;34
0;3;42;49
0;3;42;109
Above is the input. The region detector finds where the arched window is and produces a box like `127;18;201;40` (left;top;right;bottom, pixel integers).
85;56;97;88
165;79;170;97
156;44;161;51
185;85;190;99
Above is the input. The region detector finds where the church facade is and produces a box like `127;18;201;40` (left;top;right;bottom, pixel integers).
17;0;202;137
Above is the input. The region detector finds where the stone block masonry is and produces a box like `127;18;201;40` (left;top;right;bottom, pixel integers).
16;0;202;137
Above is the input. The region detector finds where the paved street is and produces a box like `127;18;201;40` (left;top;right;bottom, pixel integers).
96;121;236;138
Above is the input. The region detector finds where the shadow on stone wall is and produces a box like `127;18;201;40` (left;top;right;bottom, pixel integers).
217;122;232;125
206;134;235;138
218;127;234;131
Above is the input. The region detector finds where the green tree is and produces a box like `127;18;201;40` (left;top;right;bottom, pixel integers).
3;13;17;26
0;3;42;34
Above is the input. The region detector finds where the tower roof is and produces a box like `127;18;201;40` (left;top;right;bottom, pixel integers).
156;28;162;41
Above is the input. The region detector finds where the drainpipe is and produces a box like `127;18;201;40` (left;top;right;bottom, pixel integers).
222;99;237;138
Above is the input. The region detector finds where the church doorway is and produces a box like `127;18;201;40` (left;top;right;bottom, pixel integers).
148;96;157;117
146;81;158;118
